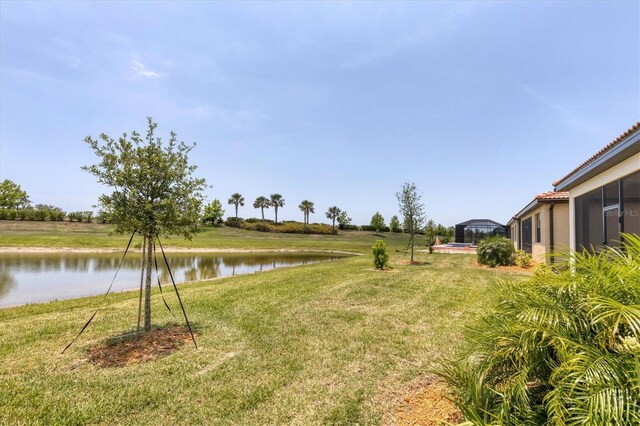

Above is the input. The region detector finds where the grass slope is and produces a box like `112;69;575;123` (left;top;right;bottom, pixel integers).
0;251;527;425
0;221;415;253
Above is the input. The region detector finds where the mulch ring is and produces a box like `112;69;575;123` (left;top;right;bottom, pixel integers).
86;326;195;368
470;261;534;274
394;375;463;426
397;260;429;266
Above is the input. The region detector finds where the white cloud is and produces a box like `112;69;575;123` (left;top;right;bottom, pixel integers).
131;59;161;78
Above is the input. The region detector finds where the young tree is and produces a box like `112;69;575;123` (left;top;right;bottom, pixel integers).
253;196;270;221
396;182;425;262
83;117;206;332
298;200;315;225
0;179;31;209
337;211;352;230
202;199;225;225
389;215;402;233
325;206;341;231
372;240;389;270
425;219;437;247
370;211;385;234
270;193;285;224
227;193;245;220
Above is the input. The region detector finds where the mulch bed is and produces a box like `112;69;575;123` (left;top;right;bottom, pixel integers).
86;326;195;368
395;375;463;426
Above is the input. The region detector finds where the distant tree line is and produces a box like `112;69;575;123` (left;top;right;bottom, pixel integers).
0;179;95;222
1;178;455;240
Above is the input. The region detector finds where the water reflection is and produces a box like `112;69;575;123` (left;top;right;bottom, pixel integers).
0;252;345;307
0;269;16;299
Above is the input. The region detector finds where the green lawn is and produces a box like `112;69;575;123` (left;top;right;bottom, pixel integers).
0;222;526;424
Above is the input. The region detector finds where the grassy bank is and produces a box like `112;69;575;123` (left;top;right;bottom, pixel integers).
0;249;528;425
0;221;414;254
0;221;529;424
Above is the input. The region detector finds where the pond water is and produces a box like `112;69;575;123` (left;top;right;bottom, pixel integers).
0;252;345;307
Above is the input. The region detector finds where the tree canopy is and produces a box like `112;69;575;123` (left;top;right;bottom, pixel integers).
202;199;225;225
253;196;270;220
370;211;385;233
326;206;341;231
299;200;315;225
337;211;352;230
83;117;206;239
0;179;31;209
228;193;245;220
270;194;285;224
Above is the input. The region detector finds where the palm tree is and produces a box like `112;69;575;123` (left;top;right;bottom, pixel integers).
227;193;244;220
325;206;341;231
438;233;640;425
270;194;285;224
253;196;270;221
298;200;315;225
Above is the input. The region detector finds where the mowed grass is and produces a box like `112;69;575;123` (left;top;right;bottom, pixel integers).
0;251;528;425
0;221;415;254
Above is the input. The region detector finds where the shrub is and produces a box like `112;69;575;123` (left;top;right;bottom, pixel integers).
361;225;389;232
514;249;532;268
33;208;48;221
97;211;111;223
372;240;389;270
225;217;244;227
438;234;640;425
0;209;17;220
476;236;515;267
67;211;84;222
16;208;35;221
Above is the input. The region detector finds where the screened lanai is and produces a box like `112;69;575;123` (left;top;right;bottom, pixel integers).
454;219;507;245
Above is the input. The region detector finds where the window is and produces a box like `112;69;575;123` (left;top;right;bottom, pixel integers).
535;213;541;243
621;171;640;236
575;187;604;251
574;171;640;251
522;217;532;253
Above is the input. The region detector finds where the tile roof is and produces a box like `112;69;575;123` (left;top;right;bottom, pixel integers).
535;191;569;201
552;121;640;187
509;191;569;223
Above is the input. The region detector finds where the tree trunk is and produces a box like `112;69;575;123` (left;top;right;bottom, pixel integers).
144;234;153;331
261;207;264;221
275;208;278;224
137;236;146;335
332;218;335;230
235;205;238;220
410;231;415;262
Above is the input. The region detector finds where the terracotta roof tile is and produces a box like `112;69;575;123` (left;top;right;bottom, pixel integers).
553;121;640;187
535;191;569;201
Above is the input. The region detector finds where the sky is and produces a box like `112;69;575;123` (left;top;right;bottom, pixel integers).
1;1;638;227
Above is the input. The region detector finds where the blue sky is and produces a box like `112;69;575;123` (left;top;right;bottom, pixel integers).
1;1;638;226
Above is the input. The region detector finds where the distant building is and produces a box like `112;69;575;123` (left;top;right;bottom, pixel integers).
507;191;569;264
553;122;640;252
454;219;507;245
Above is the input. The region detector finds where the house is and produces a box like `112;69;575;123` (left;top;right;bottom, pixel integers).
454;219;507;245
507;191;569;264
553;122;640;252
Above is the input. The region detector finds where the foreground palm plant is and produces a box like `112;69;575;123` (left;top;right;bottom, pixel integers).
438;234;640;425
